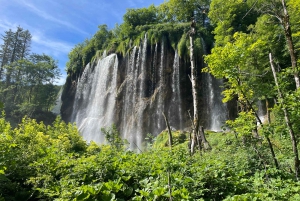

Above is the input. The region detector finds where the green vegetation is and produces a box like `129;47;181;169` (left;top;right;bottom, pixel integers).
1;0;300;200
1;116;300;200
0;27;61;126
204;0;300;179
65;0;213;77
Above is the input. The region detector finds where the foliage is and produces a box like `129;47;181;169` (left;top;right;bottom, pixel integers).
206;0;300;180
208;0;259;46
123;5;159;28
288;0;300;58
153;130;189;149
0;115;86;200
226;111;257;138
101;124;128;150
158;0;210;24
1;115;300;200
2;0;298;200
0;27;61;126
204;32;273;106
65;0;214;76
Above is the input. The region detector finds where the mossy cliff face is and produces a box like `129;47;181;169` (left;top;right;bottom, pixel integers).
60;38;231;146
61;73;78;122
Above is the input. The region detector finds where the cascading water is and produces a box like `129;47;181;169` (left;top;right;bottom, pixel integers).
169;50;183;130
120;46;137;147
120;34;148;149
52;87;63;115
257;100;266;124
150;43;158;95
65;36;229;148
71;54;118;142
205;73;227;131
202;38;227;131
156;39;166;131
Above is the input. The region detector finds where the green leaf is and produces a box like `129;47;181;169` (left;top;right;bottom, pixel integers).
124;187;133;197
153;187;165;196
75;192;90;201
184;176;194;183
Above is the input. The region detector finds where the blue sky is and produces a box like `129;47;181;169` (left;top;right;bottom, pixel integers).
0;0;165;85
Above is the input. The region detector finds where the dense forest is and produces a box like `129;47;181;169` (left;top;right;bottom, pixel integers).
0;26;61;126
1;0;300;200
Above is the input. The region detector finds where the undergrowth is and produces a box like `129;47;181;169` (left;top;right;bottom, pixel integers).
1;116;300;200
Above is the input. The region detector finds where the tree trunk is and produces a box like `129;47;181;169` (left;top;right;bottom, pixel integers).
189;19;211;153
240;89;279;169
281;0;299;89
0;45;9;80
188;110;202;155
162;112;173;149
20;30;31;60
199;126;211;150
6;29;21;87
266;99;271;125
167;170;172;201
269;52;299;179
189;23;199;155
265;99;280;169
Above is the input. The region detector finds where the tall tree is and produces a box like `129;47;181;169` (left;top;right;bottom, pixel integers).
206;0;300;178
0;29;14;80
19;30;31;60
189;18;198;154
9;26;23;64
251;0;300;89
269;52;299;179
189;18;210;154
158;0;210;24
208;0;258;46
0;27;60;124
5;54;59;119
2;27;32;86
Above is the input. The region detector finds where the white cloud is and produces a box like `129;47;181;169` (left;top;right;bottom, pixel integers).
29;30;73;80
15;0;89;36
0;19;18;34
30;31;73;80
31;31;73;55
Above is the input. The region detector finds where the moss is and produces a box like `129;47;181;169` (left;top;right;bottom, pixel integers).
194;37;203;56
178;33;189;58
153;130;189;149
65;20;210;86
116;40;127;56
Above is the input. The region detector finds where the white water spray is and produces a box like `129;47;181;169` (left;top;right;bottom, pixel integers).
71;54;118;142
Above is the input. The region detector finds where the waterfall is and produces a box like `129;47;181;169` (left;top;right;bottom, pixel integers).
121;46;137;139
257;100;266;124
64;35;229;148
120;34;148;149
205;74;227;131
52;87;63;115
169;50;183;130
156;39;165;131
134;34;148;149
71;54;118;143
150;43;158;95
120;46;137;147
200;37;227;131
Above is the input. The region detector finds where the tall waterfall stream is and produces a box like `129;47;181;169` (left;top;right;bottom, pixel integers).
69;37;228;148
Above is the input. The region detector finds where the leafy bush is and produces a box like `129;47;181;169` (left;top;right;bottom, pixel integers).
1;115;300;200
